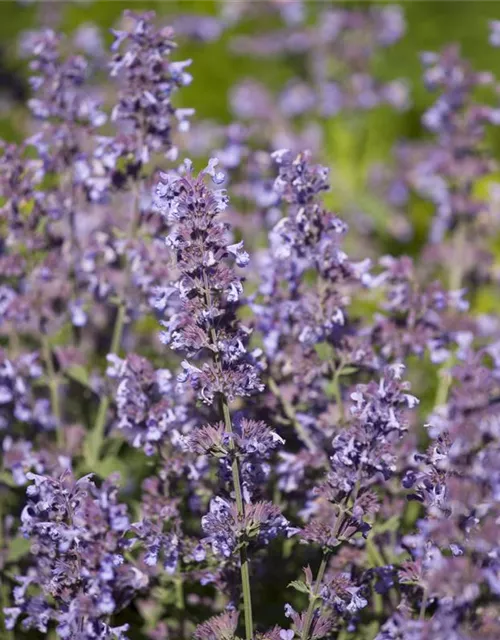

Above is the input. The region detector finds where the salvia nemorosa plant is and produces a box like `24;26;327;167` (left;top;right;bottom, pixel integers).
1;4;500;640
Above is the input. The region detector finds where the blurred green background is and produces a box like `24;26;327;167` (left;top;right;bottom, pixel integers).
3;0;500;139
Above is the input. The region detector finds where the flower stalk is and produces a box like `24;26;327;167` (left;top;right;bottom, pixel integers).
87;299;127;465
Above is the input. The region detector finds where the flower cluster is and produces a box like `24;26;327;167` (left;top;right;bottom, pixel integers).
202;497;294;558
106;352;190;455
191;418;284;499
154;159;262;404
109;10;193;165
6;472;146;639
0;350;52;433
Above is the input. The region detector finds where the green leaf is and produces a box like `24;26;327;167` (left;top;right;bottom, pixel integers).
372;515;400;534
314;342;335;361
282;537;295;559
0;471;19;488
80;453;128;480
82;432;97;470
361;621;382;639
325;381;337;398
288;580;311;595
7;536;30;563
151;584;178;607
65;364;91;389
338;366;359;377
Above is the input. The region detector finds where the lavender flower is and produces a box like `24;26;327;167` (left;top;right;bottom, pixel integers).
202;497;294;558
24;28;106;164
0;350;50;432
110;11;193;164
154;158;263;404
9;472;147;638
191;418;284;499
370;255;467;362
106;353;190;455
194;610;239;640
231;3;408;126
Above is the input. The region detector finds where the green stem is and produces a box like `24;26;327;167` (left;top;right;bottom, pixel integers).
89;301;127;464
109;302;127;360
419;586;428;620
221;397;254;640
434;361;452;408
42;335;63;449
9;327;20;358
300;552;330;640
129;181;142;236
366;536;385;568
175;573;185;639
0;497;13;640
268;377;317;452
87;176;139;465
448;224;466;293
301;495;354;640
331;366;344;422
175;575;184;610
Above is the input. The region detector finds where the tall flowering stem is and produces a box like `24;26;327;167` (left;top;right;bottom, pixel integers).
41;335;63;449
300;552;329;640
87;300;127;465
413;47;496;408
254;150;372;453
154;159;263;638
6;472;147;636
85;11;193;464
220;399;253;639
203;259;253;638
0;497;14;640
286;365;418;637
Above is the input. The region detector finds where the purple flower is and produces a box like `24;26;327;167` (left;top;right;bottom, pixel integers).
154;159;263;403
194;610;239;640
107;353;191;455
11;472;147;637
202;496;295;558
110;11;193;163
